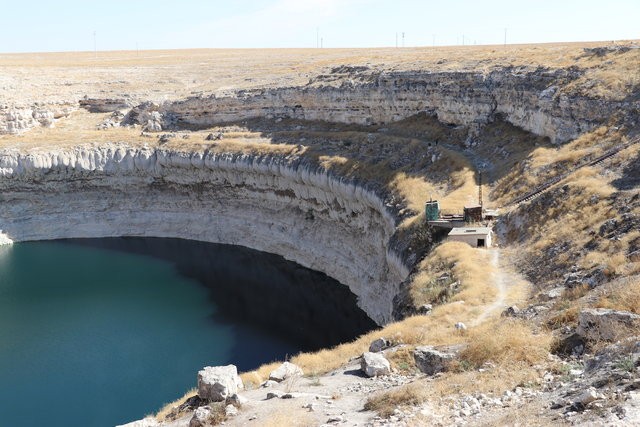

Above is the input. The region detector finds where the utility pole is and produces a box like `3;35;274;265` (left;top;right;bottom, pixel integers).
478;171;483;208
402;32;405;47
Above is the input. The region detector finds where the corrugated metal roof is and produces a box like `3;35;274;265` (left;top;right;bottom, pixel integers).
448;227;493;236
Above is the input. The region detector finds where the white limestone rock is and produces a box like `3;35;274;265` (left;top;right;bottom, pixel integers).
0;144;409;324
189;406;213;427
197;365;242;402
0;231;13;246
414;346;455;375
361;352;390;377
225;404;238;417
269;361;303;382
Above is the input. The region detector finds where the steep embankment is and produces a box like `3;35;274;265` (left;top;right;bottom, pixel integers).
138;68;625;144
0;144;407;324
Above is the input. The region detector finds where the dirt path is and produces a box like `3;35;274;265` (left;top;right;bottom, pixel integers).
471;248;509;327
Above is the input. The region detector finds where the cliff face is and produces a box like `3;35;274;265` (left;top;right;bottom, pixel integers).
0;103;75;134
0;145;409;324
3;67;634;144
164;69;624;144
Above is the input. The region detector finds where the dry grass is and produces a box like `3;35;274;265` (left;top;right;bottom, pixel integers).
429;364;542;399
2;41;638;106
408;242;495;309
364;382;428;417
595;278;640;314
239;243;502;384
492;126;622;206
155;388;196;421
459;319;551;368
259;407;314;427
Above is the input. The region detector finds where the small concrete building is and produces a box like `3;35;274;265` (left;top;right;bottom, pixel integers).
448;227;493;248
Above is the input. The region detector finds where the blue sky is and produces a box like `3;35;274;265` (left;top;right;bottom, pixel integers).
1;0;638;53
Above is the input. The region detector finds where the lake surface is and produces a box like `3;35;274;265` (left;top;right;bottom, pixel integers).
0;238;375;427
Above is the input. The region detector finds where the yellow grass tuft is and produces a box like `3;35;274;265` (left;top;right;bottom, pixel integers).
595;278;640;314
364;382;428;417
460;319;551;368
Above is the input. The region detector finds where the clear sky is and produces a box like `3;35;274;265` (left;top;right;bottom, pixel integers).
1;0;638;53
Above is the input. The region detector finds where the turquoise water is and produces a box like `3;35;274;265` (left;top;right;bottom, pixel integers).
0;238;375;427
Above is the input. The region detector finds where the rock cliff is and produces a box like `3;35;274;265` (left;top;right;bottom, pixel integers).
0;144;409;324
161;69;627;144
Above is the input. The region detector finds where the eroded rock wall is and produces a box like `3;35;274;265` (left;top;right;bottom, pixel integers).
0;145;409;324
166;70;621;143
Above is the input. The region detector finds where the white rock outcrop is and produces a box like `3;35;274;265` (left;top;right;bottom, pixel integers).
161;70;621;144
0;144;409;324
269;362;303;382
413;346;456;375
360;352;390;377
197;365;243;402
0;230;12;246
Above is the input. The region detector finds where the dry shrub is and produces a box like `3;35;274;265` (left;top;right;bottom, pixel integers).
460;319;551;368
546;306;581;329
595;278;640;314
409;241;496;309
392;173;441;213
386;346;417;373
364;382;427;417
239;361;281;389
561;284;591;301
155;388;197;421
429;364;541;398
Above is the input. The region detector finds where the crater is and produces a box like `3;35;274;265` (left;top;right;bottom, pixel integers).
0;237;375;427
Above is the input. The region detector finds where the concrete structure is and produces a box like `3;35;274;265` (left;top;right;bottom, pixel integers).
448;227;493;248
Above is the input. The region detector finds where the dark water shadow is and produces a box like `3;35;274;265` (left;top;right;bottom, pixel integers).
64;237;377;367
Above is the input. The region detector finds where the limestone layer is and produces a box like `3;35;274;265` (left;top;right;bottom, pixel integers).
164;69;627;143
0;144;409;324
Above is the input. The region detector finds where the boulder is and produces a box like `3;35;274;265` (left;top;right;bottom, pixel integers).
360;352;390;377
369;337;391;353
576;387;602;405
197;365;242;402
225;404;238;417
455;322;467;331
502;306;520;317
227;393;248;407
576;308;640;342
269;362;303;382
266;390;284;400
205;131;223;141
413;346;455;375
189;406;212;427
417;304;433;315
